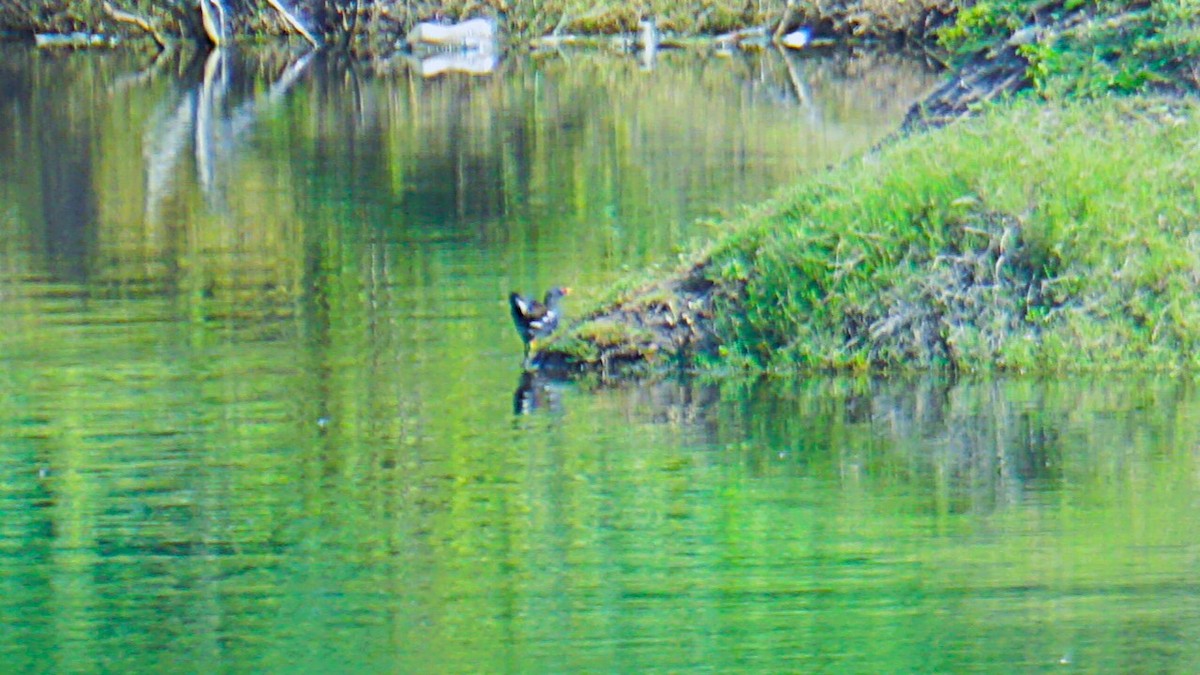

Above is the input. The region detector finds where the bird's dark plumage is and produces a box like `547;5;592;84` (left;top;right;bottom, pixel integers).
509;286;571;365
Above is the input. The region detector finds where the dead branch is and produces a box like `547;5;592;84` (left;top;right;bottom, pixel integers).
773;0;794;41
264;0;320;47
102;1;168;48
198;0;225;46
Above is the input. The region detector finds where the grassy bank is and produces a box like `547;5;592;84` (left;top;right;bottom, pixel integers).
547;96;1200;374
539;1;1200;375
707;97;1200;372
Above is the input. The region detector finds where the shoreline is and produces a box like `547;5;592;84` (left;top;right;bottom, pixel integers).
0;1;953;53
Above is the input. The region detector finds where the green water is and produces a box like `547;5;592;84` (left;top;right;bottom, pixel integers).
3;45;1199;673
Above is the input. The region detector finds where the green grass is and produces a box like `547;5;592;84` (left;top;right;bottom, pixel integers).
939;0;1200;98
704;97;1200;372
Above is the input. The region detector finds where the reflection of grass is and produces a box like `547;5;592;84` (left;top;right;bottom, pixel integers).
704;97;1200;372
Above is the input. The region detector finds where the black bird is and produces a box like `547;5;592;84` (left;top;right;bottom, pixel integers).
509;286;571;366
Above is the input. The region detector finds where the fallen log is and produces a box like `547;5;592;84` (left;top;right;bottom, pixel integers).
34;32;117;48
263;0;319;47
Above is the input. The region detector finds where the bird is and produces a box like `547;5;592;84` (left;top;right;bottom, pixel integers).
509;286;571;366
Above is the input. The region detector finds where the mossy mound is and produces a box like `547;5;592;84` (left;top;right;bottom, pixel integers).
534;263;722;375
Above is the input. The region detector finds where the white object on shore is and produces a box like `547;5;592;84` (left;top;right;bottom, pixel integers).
407;17;496;51
34;32;118;48
780;27;812;50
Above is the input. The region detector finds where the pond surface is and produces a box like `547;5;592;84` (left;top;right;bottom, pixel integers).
3;45;1199;673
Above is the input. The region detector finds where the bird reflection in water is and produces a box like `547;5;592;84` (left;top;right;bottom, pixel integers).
513;371;565;416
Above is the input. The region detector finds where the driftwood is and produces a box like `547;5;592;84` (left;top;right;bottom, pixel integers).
529;33;639;51
527;26;828;55
398;18;498;76
406;17;496;51
713;26;769;50
105;0;312;48
528;33;584;50
263;0;319;47
34;32;117;47
102;1;167;48
198;0;225;46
